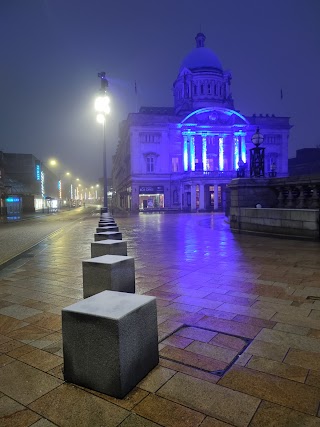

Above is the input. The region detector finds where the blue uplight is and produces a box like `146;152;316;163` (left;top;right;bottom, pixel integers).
219;137;224;170
234;136;239;169
183;137;188;171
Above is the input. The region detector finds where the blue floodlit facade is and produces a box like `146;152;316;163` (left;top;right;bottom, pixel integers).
112;33;291;212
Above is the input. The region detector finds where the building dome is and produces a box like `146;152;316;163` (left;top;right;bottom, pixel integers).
180;33;222;72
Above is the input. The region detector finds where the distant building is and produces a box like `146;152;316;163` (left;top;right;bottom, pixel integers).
0;152;60;215
112;33;291;212
288;148;320;176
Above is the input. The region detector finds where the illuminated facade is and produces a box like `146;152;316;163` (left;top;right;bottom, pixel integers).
112;33;291;212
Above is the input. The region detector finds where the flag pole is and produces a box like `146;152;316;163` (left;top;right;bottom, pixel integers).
135;80;138;113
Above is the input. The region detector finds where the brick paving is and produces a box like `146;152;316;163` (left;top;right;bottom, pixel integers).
0;211;320;426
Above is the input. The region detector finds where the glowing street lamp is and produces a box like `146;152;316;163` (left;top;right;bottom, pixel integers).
95;71;111;212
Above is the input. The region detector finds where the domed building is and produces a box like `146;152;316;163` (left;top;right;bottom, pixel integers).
112;33;291;212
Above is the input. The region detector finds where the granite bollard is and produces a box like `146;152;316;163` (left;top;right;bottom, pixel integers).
99;221;117;225
62;291;159;398
91;239;127;257
82;254;135;297
96;226;119;232
94;231;122;241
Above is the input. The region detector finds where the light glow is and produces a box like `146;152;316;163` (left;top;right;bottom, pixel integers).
96;113;106;124
95;95;110;114
58;180;62;199
202;136;207;171
41;171;45;198
190;137;195;171
241;136;247;163
6;197;20;203
219;137;224;171
183;136;188;171
35;164;41;181
234;136;239;170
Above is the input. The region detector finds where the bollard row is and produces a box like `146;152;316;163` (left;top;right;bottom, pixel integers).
62;212;159;398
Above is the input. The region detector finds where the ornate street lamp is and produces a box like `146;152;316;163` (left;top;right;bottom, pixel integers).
95;72;111;213
250;127;265;177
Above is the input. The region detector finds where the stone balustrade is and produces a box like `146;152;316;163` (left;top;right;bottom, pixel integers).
228;174;320;240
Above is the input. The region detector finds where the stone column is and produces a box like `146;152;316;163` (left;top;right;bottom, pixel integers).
202;135;207;171
214;184;219;210
240;135;247;163
190;184;197;211
183;135;188;171
199;184;205;210
234;136;239;170
219;137;224;171
190;136;195;171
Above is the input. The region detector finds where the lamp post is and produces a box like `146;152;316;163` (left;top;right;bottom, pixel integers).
95;72;111;213
250;127;265;178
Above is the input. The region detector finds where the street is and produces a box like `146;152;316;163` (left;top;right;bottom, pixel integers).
0;206;97;267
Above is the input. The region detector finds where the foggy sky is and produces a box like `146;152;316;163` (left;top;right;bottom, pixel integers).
0;0;319;184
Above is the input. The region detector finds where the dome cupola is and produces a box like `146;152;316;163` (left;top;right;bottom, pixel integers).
173;33;234;115
180;33;223;72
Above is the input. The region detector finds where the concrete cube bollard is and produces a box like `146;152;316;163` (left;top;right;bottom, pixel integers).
91;240;127;257
94;232;122;241
96;226;119;232
82;254;135;298
62;291;159;398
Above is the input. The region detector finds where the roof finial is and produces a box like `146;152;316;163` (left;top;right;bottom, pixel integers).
195;32;206;48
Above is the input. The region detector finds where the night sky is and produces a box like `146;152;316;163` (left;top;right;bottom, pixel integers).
1;0;319;184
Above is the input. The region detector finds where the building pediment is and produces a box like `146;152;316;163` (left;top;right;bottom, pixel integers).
180;107;249;128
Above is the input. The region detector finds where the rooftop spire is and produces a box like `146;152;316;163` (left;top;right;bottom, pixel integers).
195;32;206;48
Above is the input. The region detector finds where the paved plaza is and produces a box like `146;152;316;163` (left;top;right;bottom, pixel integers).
1;211;320;427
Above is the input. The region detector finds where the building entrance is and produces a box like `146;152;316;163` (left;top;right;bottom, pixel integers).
208;185;222;210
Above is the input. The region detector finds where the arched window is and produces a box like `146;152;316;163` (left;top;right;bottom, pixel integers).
193;84;197;95
208;84;211;94
200;84;204;95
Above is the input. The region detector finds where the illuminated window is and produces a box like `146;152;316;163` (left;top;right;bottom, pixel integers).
146;156;155;173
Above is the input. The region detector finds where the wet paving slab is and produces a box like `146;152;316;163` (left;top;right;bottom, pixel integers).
0;212;320;426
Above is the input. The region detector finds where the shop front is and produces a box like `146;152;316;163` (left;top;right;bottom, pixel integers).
139;185;164;210
5;196;22;216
